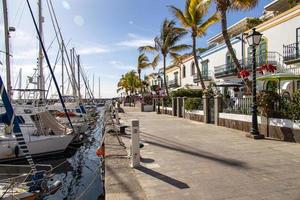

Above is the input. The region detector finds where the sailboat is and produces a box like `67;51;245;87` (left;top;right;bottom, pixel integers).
0;0;76;162
0;66;62;199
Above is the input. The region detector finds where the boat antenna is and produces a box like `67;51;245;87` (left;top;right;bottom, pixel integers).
26;0;74;131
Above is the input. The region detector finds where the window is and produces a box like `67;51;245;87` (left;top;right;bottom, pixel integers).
191;62;196;76
182;66;186;78
201;60;209;77
225;50;235;71
247;37;267;65
297;81;300;89
174;72;178;84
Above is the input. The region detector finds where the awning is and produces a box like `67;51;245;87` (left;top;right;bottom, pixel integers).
257;73;300;81
215;80;244;87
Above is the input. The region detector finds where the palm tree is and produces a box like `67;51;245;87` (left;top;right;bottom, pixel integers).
139;19;190;96
214;0;258;76
137;53;152;80
169;0;220;90
117;70;141;97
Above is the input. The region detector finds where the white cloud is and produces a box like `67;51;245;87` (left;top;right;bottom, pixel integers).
116;33;153;48
78;46;111;55
109;60;134;70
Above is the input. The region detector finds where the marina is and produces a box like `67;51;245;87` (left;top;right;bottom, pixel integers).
1;0;300;199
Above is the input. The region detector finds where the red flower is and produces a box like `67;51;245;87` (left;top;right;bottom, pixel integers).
258;64;277;74
239;69;250;78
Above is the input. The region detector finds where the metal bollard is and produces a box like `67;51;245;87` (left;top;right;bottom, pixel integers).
131;119;140;168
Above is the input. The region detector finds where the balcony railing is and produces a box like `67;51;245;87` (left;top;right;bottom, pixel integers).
214;52;280;78
283;43;300;63
193;71;212;83
167;79;179;88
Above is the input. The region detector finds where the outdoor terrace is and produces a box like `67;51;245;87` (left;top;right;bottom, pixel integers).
283;42;300;64
167;79;179;88
214;51;281;78
193;71;213;83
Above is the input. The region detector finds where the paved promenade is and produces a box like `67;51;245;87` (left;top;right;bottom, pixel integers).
115;106;300;200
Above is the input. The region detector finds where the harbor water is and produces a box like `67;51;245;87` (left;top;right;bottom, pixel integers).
39;108;104;200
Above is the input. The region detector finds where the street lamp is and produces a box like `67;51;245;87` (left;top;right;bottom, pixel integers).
156;75;161;114
246;28;264;139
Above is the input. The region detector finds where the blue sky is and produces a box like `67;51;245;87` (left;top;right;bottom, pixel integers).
0;0;273;98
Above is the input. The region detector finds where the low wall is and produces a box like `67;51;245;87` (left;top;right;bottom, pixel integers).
162;107;172;115
219;113;262;133
268;118;300;142
185;110;204;122
219;113;300;143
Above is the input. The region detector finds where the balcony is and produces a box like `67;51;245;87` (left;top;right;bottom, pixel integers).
214;52;280;78
167;79;179;88
193;71;212;83
283;43;300;64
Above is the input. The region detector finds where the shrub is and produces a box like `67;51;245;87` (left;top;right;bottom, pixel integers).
257;90;281;117
171;89;203;98
184;98;203;111
150;85;159;91
143;95;153;105
287;90;300;120
163;96;172;107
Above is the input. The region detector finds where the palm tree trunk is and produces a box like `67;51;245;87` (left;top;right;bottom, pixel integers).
163;55;169;96
220;9;252;92
192;36;206;89
220;9;241;71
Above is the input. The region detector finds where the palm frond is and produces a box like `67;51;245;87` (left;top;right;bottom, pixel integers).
138;45;156;53
169;5;191;28
151;55;160;69
231;0;258;10
197;12;220;36
169;44;192;53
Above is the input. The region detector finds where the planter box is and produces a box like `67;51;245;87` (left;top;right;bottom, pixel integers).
142;104;154;112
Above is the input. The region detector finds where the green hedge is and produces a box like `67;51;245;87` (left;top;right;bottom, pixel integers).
184;98;203;111
171;89;203;98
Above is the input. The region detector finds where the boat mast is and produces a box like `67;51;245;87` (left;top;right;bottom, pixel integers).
92;74;95;97
38;0;45;99
77;54;81;99
18;68;22;100
99;76;101;99
61;41;64;95
2;0;11;99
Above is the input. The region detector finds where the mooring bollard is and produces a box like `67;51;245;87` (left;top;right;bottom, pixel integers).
131;119;140;168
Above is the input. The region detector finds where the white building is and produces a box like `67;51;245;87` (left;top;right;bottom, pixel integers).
146;0;300;96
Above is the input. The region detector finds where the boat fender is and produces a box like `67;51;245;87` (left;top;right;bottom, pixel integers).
96;145;105;157
14;145;20;157
49;180;62;195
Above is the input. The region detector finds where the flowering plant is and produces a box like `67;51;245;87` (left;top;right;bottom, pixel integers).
239;69;250;78
257;64;277;74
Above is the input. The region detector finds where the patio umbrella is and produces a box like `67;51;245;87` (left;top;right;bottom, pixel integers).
257;73;300;94
215;80;244;87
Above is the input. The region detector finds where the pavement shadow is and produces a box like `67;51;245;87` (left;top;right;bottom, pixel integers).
141;132;249;169
140;157;155;163
136;165;189;189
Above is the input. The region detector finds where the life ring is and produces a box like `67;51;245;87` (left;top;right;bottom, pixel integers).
96;145;105;157
14;145;20;157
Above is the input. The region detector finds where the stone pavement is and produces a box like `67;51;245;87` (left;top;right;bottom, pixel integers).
117;106;300;200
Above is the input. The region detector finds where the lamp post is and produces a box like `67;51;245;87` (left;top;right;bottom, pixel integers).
156;75;161;114
246;28;264;139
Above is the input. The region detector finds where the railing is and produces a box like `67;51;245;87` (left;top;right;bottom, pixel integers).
214;52;280;78
167;79;179;88
193;71;212;83
222;96;252;115
283;42;300;63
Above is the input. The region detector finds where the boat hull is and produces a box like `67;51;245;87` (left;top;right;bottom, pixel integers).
0;134;74;163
